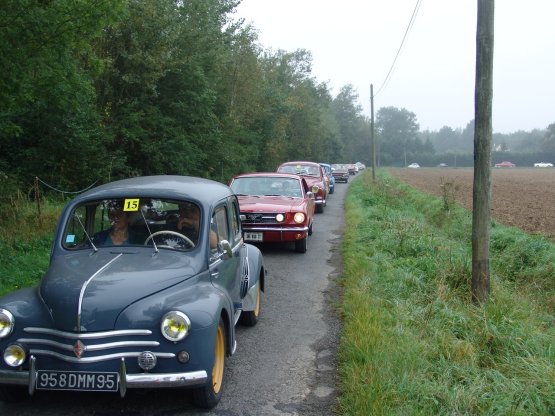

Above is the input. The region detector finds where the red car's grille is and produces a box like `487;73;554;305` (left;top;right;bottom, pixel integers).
241;212;283;224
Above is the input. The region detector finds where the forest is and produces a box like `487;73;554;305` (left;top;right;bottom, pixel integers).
2;0;555;197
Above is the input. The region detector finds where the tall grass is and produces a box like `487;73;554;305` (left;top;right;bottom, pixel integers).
338;171;554;415
0;194;61;295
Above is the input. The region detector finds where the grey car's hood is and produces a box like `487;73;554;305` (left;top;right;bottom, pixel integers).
40;249;201;332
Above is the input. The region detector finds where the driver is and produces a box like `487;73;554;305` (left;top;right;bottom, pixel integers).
174;202;200;244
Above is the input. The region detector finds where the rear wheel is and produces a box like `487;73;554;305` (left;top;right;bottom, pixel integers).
240;282;261;326
191;318;226;409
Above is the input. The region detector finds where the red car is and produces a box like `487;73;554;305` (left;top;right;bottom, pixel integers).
331;164;349;183
230;172;315;253
276;161;328;213
494;161;516;168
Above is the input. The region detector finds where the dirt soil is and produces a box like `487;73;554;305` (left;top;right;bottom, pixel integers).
388;167;555;240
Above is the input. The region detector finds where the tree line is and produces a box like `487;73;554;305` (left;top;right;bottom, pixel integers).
2;0;554;199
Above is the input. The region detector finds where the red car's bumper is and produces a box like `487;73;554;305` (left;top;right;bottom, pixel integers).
242;226;309;243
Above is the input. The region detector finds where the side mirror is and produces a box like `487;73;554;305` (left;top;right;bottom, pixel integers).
219;239;233;258
306;191;315;200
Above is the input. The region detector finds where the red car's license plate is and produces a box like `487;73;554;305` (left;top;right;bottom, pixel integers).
244;232;263;242
36;370;118;391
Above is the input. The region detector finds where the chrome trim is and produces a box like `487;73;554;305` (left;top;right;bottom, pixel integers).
29;349;175;364
28;355;36;395
242;226;308;232
24;328;152;339
77;254;123;331
17;338;159;352
124;370;207;389
0;360;208;395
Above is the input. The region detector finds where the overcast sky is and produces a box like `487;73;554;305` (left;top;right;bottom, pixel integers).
234;0;555;134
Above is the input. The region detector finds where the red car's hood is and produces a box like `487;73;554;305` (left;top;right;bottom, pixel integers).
238;195;305;212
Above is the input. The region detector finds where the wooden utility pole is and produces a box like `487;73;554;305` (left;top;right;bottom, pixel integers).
370;84;376;181
472;0;495;303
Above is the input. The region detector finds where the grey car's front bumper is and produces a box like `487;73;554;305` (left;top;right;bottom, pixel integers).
0;356;208;397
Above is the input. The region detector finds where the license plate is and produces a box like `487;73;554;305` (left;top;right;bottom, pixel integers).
36;370;118;392
244;232;263;242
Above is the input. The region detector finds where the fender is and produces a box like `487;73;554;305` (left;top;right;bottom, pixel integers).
241;243;265;312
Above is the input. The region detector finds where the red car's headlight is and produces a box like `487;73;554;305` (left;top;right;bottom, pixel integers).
293;213;306;224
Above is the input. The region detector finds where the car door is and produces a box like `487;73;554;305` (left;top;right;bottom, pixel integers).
209;199;241;304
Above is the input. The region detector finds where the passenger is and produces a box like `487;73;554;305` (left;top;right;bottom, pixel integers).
93;201;136;246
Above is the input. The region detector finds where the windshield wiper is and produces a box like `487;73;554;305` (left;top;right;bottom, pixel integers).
74;214;98;252
140;209;159;253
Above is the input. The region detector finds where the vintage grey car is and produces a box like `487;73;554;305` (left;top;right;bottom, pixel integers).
0;175;265;409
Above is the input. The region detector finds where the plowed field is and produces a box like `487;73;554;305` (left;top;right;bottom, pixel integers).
388;168;555;240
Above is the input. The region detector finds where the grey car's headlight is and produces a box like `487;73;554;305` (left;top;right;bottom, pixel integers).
0;309;14;338
4;344;27;367
161;311;191;342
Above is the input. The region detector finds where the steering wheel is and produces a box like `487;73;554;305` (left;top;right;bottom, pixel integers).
144;230;195;249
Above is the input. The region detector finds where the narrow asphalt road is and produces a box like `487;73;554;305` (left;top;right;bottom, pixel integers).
2;179;348;416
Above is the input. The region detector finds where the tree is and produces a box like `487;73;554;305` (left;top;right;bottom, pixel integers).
0;0;125;187
376;106;420;165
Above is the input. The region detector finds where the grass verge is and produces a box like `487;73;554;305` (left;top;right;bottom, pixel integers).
338;170;554;415
0;196;61;296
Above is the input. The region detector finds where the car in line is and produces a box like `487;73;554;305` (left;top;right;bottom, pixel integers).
230;172;315;253
494;161;516;168
331;164;349;183
408;163;420;168
319;163;335;194
534;162;553;167
276;161;328;213
0;175;265;409
347;164;357;175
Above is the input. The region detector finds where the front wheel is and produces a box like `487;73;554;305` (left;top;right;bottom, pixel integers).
191;318;226;409
295;237;308;253
0;386;27;403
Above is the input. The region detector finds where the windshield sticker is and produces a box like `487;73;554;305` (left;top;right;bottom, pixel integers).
123;199;140;212
66;234;76;244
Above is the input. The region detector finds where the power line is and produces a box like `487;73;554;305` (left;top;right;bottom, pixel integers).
375;0;423;97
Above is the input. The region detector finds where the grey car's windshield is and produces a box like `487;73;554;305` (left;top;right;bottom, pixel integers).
63;198;201;251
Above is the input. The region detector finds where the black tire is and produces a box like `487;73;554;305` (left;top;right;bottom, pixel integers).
295;237;308;253
191;318;226;409
0;386;27;403
239;283;261;326
308;222;313;236
316;204;324;214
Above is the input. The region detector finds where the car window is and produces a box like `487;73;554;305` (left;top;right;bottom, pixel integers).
212;205;230;246
62;198;201;251
230;198;242;243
